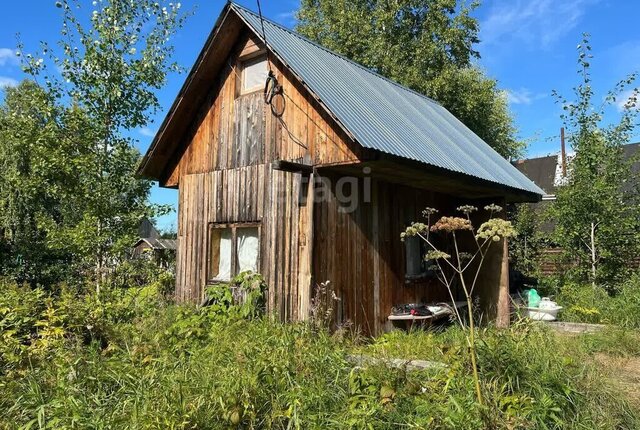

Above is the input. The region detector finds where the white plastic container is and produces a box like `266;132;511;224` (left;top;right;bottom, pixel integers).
526;297;563;321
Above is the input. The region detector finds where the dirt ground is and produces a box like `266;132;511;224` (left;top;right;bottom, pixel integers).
551;326;640;411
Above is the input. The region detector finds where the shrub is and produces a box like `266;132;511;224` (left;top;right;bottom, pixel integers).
203;271;267;320
540;272;640;328
0;277;165;376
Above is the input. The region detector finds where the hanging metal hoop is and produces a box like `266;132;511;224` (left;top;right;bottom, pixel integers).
264;70;281;105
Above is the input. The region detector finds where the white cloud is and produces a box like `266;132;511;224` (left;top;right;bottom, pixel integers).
481;0;597;49
504;88;547;105
139;127;157;137
615;89;639;112
0;48;18;66
0;76;18;88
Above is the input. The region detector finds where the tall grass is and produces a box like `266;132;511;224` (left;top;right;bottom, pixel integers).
1;279;638;429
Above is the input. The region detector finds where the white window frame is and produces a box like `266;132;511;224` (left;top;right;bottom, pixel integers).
239;54;268;95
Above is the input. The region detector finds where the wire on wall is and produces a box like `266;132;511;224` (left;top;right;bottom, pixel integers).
256;0;272;72
228;60;321;151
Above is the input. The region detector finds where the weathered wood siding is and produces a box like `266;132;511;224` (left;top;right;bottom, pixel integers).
311;172;510;334
163;33;364;188
313;172;463;334
169;31;364;309
176;166;311;320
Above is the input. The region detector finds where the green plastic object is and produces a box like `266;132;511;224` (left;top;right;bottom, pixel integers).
527;289;541;308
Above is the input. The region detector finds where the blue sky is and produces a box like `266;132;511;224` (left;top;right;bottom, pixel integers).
1;0;639;231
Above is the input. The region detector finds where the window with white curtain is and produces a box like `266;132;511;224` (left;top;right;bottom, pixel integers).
209;224;260;281
237;227;259;273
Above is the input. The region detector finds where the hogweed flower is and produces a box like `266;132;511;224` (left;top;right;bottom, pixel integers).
422;207;439;218
425;250;451;260
476;218;517;242
457;205;478;215
401;222;428;241
430;216;472;232
484;203;503;213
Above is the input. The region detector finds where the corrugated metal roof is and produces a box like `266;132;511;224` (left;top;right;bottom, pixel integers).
231;3;544;196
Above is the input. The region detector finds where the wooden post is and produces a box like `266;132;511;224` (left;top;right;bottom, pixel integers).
298;172;315;319
372;180;380;334
496;237;510;328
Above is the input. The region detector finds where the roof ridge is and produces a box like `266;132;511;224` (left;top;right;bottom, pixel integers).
228;1;443;107
516;153;559;162
225;2;543;196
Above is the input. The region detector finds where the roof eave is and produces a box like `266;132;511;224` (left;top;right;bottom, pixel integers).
137;2;236;180
377;150;544;200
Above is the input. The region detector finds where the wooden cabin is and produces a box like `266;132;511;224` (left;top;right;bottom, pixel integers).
138;2;543;334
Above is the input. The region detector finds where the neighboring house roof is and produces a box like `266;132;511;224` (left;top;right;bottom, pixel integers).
513;154;560;195
138;217;161;240
134;237;177;250
139;1;543;198
514;142;640;196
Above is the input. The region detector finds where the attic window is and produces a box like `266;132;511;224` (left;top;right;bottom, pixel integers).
241;55;268;94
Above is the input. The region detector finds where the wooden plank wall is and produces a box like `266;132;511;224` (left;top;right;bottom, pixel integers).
170;30;368;317
176;165;311;319
174;162;505;333
162;32;365;188
313;172;459;335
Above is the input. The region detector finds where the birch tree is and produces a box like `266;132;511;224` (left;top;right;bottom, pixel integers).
551;35;640;288
14;0;186;288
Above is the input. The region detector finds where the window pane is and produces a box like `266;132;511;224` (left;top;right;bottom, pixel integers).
242;56;267;92
237;227;259;273
210;228;232;281
405;236;422;277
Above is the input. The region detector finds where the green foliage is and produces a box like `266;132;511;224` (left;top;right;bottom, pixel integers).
0;278;164;377
231;271;268;319
358;321;639;429
108;257;175;291
550;34;640;286
296;0;523;158
204;271;268;320
1;278;638;428
541;272;640;329
0;0;188;287
0;81;75;286
576;328;640;358
509;204;547;277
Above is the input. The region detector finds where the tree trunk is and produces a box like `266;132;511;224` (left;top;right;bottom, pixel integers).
590;222;597;288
